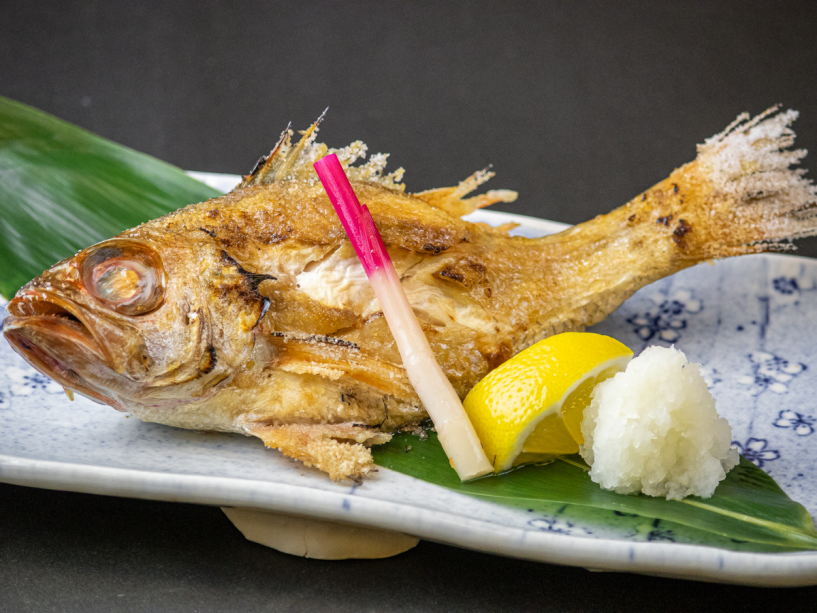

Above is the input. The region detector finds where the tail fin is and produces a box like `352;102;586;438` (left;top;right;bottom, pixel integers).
690;106;817;256
519;108;817;347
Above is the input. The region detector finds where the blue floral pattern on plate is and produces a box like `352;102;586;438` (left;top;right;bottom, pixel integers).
528;516;593;536
773;276;799;295
626;289;702;343
732;438;781;469
5;365;65;397
774;410;815;437
737;352;807;395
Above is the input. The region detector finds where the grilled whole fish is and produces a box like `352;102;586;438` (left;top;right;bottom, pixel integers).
4;108;817;480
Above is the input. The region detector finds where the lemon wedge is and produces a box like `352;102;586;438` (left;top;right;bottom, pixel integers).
463;332;633;472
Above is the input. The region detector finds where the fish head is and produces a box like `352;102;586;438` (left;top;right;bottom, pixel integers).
3;233;266;410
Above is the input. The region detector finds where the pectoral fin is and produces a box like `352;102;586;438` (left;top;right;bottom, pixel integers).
247;423;392;482
269;332;417;401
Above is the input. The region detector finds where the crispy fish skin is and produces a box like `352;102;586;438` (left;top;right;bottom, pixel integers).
4;108;817;481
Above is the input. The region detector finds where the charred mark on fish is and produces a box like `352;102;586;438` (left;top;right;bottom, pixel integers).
263;232;289;245
199;345;218;374
657;214;673;227
437;267;465;284
199;227;217;239
269;330;360;350
433;259;485;289
674;219;692;237
482;341;513;370
219;251;276;291
423;243;447;254
673;219;693;246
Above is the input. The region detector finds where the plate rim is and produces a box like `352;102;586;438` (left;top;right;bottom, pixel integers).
2;448;817;587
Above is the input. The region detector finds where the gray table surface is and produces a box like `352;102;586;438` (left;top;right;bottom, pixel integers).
2;2;817;610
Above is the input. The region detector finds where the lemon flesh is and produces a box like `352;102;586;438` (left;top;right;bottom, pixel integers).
463;333;633;473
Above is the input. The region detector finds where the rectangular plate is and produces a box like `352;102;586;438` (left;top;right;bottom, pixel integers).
2;173;816;586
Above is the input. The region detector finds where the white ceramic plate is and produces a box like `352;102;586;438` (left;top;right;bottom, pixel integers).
2;173;816;586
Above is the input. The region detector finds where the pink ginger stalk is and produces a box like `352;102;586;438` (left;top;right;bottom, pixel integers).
314;153;492;480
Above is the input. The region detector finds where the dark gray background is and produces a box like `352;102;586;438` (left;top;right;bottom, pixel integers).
2;1;817;610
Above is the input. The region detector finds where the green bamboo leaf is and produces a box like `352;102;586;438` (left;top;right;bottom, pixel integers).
373;431;817;552
0;96;220;298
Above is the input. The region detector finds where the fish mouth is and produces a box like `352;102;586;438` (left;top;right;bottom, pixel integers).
3;292;120;408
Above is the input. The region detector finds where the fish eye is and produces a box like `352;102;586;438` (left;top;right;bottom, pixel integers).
79;240;166;315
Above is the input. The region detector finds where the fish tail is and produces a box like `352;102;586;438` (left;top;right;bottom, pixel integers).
654;106;817;260
511;108;817;351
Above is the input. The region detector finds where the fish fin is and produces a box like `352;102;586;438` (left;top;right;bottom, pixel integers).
247;423;391;481
461;190;519;212
510;107;817;356
269;332;417;400
239;112;328;188
688;106;817;252
414;169;517;217
470;221;521;236
632;106;817;260
239;122;291;188
237;111;406;191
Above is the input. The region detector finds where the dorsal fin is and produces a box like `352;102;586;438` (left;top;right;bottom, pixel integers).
413;168;518;217
237;111;406;192
240;122;293;188
239;110;327;188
